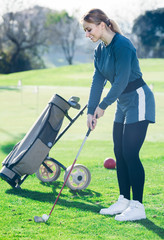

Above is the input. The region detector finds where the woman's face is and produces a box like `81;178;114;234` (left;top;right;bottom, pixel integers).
83;20;103;42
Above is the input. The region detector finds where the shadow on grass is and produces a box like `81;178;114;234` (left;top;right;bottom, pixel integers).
4;183;164;238
40;181;101;196
0;86;19;91
0;134;25;155
139;218;164;240
5;181;103;214
1;142;17;155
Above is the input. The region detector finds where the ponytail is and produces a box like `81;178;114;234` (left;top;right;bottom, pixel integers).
109;19;123;35
82;9;123;35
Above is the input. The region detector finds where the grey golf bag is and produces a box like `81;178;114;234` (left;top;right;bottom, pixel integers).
0;94;77;188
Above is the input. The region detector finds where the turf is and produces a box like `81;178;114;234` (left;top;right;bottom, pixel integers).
0;140;163;240
0;60;163;239
0;59;164;91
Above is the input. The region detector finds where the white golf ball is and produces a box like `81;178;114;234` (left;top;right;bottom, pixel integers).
42;214;49;222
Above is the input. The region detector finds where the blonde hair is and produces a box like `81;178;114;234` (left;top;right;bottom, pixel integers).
82;9;123;35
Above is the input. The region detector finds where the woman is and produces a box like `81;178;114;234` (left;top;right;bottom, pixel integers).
82;9;155;221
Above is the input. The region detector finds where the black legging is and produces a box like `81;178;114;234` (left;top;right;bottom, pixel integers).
113;121;149;203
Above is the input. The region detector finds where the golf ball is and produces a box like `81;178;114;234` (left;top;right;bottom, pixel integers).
42;214;49;222
104;158;116;169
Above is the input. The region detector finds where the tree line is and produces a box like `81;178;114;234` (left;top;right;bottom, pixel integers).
0;6;81;73
0;5;163;74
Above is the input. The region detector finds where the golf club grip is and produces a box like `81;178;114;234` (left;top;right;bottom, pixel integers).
86;128;91;136
86;117;97;136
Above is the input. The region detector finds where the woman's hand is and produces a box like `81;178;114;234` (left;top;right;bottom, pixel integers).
93;106;105;119
87;107;105;131
87;114;97;131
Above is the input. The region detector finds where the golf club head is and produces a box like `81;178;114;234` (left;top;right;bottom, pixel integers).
68;100;81;110
34;214;49;223
68;96;80;103
34;216;44;223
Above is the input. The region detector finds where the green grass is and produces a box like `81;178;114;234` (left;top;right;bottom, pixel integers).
0;59;164;91
0;63;94;87
0;59;164;239
0;140;163;240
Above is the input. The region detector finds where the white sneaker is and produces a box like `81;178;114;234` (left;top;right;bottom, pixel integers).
115;200;146;221
100;195;130;215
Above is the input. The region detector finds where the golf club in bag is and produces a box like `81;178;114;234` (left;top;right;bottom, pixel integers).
34;127;91;223
0;94;88;189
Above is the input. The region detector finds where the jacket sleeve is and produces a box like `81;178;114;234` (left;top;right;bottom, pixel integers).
99;46;132;110
87;51;106;115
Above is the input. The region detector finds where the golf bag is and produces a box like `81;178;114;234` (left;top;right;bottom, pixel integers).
0;94;72;188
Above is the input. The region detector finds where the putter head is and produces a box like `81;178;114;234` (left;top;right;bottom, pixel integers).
34;214;49;223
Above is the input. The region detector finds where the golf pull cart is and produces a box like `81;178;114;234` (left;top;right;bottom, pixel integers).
0;94;91;191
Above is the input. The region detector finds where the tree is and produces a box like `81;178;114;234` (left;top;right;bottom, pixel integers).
132;8;164;58
0;5;50;73
46;10;81;65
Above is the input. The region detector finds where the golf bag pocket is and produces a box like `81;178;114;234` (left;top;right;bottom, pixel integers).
39;121;59;147
13;138;50;175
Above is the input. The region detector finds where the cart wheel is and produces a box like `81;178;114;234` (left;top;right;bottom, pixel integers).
36;159;61;182
64;164;91;190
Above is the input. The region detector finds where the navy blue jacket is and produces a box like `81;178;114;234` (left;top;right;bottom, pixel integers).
87;33;142;115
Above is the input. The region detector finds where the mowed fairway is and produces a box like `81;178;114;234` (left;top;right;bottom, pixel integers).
0;59;163;239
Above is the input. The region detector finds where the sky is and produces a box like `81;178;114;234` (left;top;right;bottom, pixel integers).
34;0;164;13
33;0;164;21
1;0;164;27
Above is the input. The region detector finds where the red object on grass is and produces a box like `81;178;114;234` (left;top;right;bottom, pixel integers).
104;158;116;169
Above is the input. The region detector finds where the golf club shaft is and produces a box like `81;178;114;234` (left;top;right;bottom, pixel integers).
49;128;91;216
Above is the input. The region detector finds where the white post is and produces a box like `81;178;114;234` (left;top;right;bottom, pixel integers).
18;80;23;105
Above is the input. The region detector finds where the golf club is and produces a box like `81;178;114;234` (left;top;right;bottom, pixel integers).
34;127;92;223
68;96;81;110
